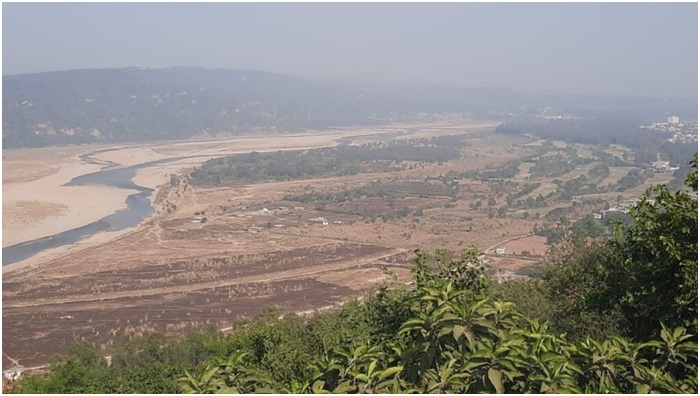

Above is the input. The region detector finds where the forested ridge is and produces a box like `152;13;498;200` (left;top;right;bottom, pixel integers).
4;67;695;148
11;155;698;394
2;67;378;147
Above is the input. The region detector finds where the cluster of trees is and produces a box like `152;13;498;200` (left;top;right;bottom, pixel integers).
482;181;548;213
280;179;457;221
485;179;520;197
544;206;576;223
633;149;659;166
496;118;697;190
552;175;602;201
495;119;663;150
190;142;461;186
533;223;567;245
588;162;611;179
568;215;607;240
12;333;213;393
505;192;548;211
591;149;628;167
560;211;635;242
666;142;700;191
486;206;510;219
378;206;415;222
459;140;685;211
12;155;698;394
284;180;457;205
514;182;541;198
456;160;522;180
529;154;592;178
616;168;655;192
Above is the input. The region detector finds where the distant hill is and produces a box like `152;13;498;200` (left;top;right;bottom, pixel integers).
3;67;696;147
2;67;382;147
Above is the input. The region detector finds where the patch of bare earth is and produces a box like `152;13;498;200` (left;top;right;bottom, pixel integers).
2;201;68;231
486;255;540;272
502;236;549;257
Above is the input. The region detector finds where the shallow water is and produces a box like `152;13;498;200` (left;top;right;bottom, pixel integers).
2;157;183;266
3;132;405;266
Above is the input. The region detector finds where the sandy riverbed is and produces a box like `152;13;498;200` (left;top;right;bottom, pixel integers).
2;152;138;247
2;128;392;268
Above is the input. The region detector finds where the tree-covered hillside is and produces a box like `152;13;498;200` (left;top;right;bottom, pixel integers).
2;67;381;147
4;67;696;148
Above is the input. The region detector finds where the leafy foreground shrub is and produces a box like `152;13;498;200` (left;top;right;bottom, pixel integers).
180;251;698;393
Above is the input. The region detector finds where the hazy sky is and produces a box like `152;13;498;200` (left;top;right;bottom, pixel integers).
3;2;698;98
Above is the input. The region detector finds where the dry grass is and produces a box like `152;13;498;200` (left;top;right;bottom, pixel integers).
600;167;637;187
515;163;534;180
503;235;549;256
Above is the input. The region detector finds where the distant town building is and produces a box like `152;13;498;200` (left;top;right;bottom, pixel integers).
495;247;506;255
603;207;630;215
621;198;641;207
593;213;603;220
651;160;671;170
641;118;696;143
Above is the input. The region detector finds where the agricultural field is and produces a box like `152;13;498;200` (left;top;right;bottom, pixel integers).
2;121;676;368
600;166;637;187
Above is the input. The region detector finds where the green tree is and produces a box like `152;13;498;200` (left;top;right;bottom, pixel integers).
607;153;698;339
183;256;697;394
570;215;605;239
542;153;698;341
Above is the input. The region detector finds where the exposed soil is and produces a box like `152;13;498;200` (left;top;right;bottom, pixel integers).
502;235;549;257
2;200;68;230
2;278;362;367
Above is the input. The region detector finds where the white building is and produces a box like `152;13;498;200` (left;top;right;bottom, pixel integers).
3;368;23;382
667;116;680;125
495;247;506;255
651;160;671;170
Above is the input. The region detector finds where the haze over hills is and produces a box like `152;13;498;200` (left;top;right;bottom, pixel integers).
2;67;697;148
2;3;699;394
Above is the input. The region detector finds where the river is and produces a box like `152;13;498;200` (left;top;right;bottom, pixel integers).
2;157;187;266
2;132;411;266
